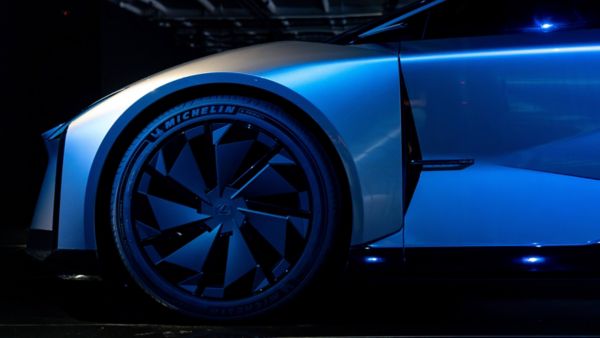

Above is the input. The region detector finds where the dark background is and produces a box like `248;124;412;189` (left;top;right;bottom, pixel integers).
1;0;196;244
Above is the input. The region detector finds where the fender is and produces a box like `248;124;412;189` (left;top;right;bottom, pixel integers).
57;41;403;250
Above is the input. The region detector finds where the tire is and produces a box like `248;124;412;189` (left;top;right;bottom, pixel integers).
110;95;345;320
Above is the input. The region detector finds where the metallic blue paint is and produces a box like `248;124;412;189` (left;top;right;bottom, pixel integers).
399;29;600;248
405;163;600;247
31;0;600;266
56;42;403;250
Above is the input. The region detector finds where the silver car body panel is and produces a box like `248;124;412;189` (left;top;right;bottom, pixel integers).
57;41;404;250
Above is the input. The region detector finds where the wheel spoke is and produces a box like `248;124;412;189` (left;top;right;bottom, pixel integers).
233;165;297;198
215;140;253;189
168;142;210;203
159;224;222;272
230;144;281;188
245;199;311;219
230;164;271;199
211;124;231;145
224;227;257;287
147;195;211;231
239;207;288;255
178;272;203;294
148;150;167;175
268;152;296;166
289;216;309;238
211;122;257;189
135;221;161;242
251;268;269;292
204;218;223;230
242;201;310;238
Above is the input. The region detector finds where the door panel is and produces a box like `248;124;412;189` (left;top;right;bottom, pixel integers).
401;30;600;247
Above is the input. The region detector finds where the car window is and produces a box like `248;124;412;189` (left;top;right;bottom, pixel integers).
425;0;600;40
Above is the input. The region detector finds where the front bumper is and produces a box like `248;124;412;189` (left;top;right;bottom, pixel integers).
27;123;67;260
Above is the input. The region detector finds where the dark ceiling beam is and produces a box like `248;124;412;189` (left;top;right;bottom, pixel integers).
111;0;387;54
321;0;330;13
141;0;202;17
237;0;275;19
164;12;381;21
197;0;216;13
260;0;277;14
143;0;167;13
118;1;151;16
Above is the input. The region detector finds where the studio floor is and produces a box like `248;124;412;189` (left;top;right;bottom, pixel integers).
3;244;600;337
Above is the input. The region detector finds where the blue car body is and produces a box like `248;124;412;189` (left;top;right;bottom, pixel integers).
29;0;600;274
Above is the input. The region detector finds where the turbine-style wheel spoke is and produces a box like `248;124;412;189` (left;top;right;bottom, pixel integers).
231;161;298;198
223;227;258;287
168;143;210;203
212;124;254;189
136;221;161;242
147;195;211;231
148;150;168;175
239;208;289;255
229;143;282;189
245;199;311;219
159;224;221;272
130;119;313;300
214;140;253;189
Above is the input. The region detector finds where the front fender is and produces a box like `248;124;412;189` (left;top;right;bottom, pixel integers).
57;42;403;250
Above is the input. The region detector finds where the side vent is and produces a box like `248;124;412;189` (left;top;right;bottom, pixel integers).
400;72;422;213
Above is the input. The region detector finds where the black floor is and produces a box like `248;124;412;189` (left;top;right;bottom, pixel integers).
4;246;600;337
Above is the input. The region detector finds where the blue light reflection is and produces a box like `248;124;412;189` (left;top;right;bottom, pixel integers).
522;19;561;33
521;256;546;264
540;22;555;31
402;45;600;63
364;256;384;264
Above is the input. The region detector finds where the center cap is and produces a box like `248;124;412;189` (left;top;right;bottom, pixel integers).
202;187;247;231
216;203;232;215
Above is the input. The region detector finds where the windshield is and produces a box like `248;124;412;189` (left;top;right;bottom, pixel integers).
329;0;434;44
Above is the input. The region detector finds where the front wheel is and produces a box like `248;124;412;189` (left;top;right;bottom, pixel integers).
110;95;346;319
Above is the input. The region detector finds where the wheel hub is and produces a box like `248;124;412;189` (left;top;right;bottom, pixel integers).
202;187;247;232
127;120;313;300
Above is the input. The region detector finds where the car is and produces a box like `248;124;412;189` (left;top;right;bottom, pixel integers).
28;0;600;320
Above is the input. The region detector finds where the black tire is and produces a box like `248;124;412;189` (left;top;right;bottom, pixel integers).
110;95;345;320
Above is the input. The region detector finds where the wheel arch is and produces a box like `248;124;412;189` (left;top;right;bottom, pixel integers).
92;76;360;267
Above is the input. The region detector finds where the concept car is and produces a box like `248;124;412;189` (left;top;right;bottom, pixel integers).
29;0;600;319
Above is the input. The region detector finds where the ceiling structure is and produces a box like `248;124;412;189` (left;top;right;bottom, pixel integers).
110;0;413;54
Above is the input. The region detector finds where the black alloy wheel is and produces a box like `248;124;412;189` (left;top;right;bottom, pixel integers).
110;95;345;319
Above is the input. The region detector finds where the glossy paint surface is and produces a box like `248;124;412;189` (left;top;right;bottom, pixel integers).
43;7;600;253
401;29;600;247
58;41;403;250
406;163;600;247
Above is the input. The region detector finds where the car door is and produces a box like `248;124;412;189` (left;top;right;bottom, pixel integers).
401;0;600;247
